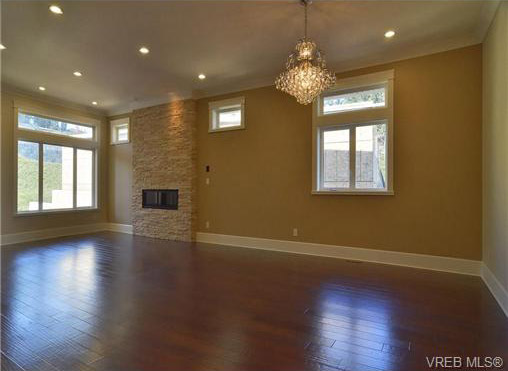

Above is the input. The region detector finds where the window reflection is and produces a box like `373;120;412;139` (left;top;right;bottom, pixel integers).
3;244;97;365
308;284;396;370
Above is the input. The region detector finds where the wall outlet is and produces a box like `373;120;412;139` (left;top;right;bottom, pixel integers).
206;177;210;185
292;228;298;237
205;221;210;229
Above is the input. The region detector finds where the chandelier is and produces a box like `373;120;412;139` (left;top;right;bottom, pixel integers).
275;0;336;105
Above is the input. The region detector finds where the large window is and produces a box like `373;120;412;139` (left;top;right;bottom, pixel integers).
15;110;98;213
313;70;394;194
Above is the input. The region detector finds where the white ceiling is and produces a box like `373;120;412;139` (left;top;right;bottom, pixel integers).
1;0;500;115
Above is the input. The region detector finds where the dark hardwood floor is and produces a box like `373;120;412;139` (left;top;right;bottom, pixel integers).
1;232;507;371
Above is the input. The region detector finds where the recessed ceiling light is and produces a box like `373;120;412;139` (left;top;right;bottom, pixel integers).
92;101;98;105
49;5;63;15
38;86;46;91
73;71;83;77
384;30;396;38
0;44;5;50
139;46;150;54
198;74;206;80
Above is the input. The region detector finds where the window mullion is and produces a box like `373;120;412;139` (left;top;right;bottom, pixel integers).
73;148;77;209
93;150;97;208
319;129;324;190
350;126;356;190
38;142;43;211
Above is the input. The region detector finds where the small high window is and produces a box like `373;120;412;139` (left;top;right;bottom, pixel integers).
209;97;245;132
110;117;130;144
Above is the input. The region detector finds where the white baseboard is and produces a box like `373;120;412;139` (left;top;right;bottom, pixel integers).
196;232;482;276
0;222;134;246
481;264;508;317
0;223;109;246
105;223;133;234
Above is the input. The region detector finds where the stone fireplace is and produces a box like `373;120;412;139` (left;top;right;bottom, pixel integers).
132;100;197;241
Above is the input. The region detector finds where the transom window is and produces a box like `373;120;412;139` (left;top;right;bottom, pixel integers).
322;85;386;114
15;109;98;213
18;112;94;139
313;70;394;195
209;97;245;132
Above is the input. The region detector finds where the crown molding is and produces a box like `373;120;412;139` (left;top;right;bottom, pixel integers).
1;83;108;119
475;0;501;42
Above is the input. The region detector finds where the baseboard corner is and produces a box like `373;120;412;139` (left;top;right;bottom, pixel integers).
481;263;508;318
106;223;133;234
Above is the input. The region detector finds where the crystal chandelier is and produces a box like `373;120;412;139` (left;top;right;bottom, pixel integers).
275;0;336;105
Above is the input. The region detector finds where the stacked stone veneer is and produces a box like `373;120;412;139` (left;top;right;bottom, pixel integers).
132;99;197;241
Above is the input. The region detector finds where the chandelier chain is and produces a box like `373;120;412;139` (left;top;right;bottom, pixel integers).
304;1;308;39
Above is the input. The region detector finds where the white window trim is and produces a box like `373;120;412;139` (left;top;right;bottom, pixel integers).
13;105;100;215
312;70;394;195
110;117;130;145
209;97;245;133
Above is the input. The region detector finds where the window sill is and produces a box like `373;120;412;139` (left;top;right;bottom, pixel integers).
312;190;394;196
14;207;100;217
208;126;245;133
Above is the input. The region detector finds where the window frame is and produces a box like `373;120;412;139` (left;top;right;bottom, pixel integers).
110;117;130;145
13;105;100;215
208;97;245;133
312;70;394;195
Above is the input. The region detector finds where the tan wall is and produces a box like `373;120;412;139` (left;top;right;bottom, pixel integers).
108;114;133;225
483;2;508;291
1;90;109;234
197;45;483;260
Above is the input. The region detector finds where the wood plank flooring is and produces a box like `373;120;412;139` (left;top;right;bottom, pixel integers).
1;232;507;370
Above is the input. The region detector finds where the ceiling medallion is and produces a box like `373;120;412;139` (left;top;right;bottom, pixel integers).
275;0;336;105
